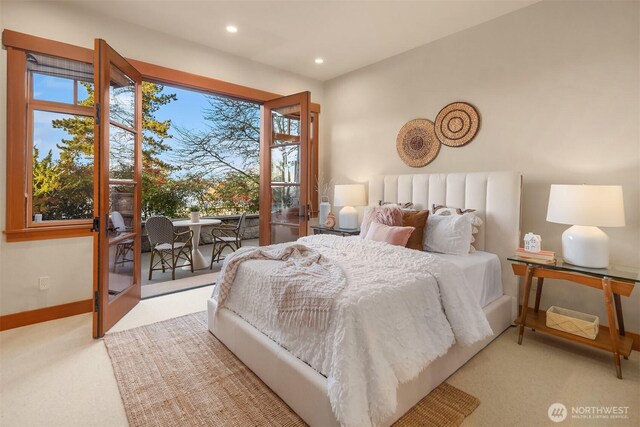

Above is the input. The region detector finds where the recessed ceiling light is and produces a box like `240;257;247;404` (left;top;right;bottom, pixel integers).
314;58;324;64
226;25;238;33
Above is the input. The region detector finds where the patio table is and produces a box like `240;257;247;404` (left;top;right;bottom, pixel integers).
172;218;221;270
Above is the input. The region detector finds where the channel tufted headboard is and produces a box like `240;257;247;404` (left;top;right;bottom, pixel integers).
369;171;523;312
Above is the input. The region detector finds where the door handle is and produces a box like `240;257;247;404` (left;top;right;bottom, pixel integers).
92;217;100;232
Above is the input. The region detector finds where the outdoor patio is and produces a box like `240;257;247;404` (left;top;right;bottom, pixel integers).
138;238;258;298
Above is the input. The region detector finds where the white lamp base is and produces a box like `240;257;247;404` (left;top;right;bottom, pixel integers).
562;225;609;268
338;206;359;230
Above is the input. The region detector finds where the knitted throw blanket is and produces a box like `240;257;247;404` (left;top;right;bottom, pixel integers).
213;243;346;330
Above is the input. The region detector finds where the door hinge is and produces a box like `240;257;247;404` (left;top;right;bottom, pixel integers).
95;103;100;125
94;291;100;312
92;217;100;232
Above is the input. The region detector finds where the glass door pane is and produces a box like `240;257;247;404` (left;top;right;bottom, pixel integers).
93;39;142;338
259;92;310;246
108;184;136;300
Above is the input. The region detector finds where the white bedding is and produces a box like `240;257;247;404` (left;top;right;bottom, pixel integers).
216;235;492;427
431;251;503;308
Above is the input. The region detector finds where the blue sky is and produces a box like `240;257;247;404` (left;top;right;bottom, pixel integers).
33;75;209;164
154;84;210;132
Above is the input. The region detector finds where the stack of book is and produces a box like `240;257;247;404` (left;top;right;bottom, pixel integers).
514;248;556;264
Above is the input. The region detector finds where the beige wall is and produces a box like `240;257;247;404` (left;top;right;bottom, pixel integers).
2;0;639;335
0;1;323;316
322;1;640;330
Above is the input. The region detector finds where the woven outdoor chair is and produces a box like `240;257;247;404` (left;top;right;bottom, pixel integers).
210;212;247;267
147;216;194;280
111;211;134;272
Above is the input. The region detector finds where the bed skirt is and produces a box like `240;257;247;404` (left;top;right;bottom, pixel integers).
207;294;515;426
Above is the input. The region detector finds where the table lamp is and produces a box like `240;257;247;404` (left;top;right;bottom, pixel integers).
546;184;625;268
333;184;366;230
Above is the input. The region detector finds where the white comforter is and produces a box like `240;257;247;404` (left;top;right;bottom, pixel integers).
217;235;492;427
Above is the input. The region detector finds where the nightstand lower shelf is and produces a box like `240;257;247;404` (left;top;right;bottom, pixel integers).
516;307;633;358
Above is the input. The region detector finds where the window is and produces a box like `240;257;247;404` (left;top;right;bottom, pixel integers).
3;30;321;242
27;53;96;225
4;34;97;241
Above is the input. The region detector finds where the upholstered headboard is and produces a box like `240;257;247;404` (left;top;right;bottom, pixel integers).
369;172;523;308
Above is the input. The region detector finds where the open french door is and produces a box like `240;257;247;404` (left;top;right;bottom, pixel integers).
259;92;311;245
93;40;142;338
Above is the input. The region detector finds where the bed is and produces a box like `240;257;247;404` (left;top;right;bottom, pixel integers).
207;171;522;426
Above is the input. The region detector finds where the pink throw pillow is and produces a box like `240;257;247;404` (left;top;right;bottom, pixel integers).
359;206;403;237
364;222;415;247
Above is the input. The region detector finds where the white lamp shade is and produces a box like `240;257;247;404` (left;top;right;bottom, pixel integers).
334;184;366;207
546;185;625;227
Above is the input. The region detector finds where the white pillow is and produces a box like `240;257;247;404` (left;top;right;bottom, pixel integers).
430;205;483;251
423;212;477;255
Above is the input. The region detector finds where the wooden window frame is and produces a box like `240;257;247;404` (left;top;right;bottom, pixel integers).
3;29;320;242
27;100;95;229
4;32;95;242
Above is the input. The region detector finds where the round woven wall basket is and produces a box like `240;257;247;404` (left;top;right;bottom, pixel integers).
434;102;480;147
396;119;440;168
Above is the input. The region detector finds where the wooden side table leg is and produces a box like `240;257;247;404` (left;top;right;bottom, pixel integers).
531;277;545;332
613;294;625;336
602;277;622;379
518;266;534;345
534;277;544;313
613;294;628;360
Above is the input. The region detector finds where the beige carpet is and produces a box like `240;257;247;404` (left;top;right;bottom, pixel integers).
104;312;479;427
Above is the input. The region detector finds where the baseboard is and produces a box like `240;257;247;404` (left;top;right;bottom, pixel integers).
0;299;93;331
629;332;640;352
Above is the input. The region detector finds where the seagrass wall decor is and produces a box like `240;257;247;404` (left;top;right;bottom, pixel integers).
396;119;440;168
396;102;480;167
434;102;480;147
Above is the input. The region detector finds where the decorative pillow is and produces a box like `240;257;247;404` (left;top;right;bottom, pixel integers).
402;210;429;251
432;204;483;225
379;201;415;210
359;205;403;237
364;222;415;247
432;204;477;216
423;211;477;255
430;204;483;252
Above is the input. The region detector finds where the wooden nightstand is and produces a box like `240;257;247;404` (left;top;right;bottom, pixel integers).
311;225;360;237
508;257;638;379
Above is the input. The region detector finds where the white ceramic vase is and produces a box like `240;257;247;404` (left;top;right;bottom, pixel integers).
190;212;200;223
319;201;331;226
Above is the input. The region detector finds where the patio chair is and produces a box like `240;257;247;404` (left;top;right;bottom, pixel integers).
147;216;194;280
111;211;134;271
210;212;247;267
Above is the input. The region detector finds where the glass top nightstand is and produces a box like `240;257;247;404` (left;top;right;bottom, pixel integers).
507;256;640;284
310;225;360;237
508;256;637;379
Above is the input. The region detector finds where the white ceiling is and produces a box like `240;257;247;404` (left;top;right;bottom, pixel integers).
71;0;537;82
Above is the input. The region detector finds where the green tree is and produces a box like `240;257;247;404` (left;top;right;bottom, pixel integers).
208;171;260;214
49;85;95;219
50;81;177;219
32;146;60;218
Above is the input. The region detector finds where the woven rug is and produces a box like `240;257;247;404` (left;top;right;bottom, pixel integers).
104;311;479;427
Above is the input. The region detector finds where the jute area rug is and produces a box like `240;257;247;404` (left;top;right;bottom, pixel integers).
104;312;479;427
